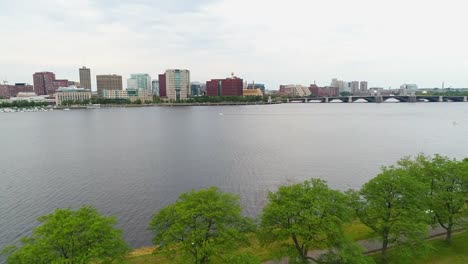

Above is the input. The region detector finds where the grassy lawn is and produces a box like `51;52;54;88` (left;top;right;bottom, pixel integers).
124;222;373;263
124;222;466;264
373;232;468;264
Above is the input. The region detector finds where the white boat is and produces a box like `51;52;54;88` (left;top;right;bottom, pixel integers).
87;104;101;109
63;108;70;111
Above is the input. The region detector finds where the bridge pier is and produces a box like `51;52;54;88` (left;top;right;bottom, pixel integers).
348;96;353;103
375;96;383;103
287;98;289;103
409;96;417;103
324;97;329;103
464;96;467;102
439;96;443;102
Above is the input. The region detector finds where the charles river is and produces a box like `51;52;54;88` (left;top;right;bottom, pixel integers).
1;103;468;254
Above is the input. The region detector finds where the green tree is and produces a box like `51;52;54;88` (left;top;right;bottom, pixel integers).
398;154;468;242
350;167;428;259
260;179;362;264
2;205;129;264
148;187;253;264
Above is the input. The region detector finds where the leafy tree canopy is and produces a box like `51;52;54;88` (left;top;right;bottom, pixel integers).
398;154;468;242
148;187;253;264
349;166;429;258
260;179;366;264
2;205;129;264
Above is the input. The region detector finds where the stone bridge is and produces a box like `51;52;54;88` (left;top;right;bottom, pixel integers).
287;95;468;103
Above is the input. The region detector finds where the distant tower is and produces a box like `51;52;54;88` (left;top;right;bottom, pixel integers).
79;66;92;90
33;72;56;95
442;81;445;89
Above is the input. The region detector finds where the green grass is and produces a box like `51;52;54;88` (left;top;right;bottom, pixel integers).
373;232;468;264
125;227;467;264
124;222;373;264
344;222;374;241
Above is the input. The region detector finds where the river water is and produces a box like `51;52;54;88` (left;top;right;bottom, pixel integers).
1;103;468;254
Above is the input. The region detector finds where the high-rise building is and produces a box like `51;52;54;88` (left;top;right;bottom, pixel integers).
151;80;159;96
127;74;151;91
360;81;368;91
206;77;243;96
190;82;203;96
158;74;167;97
79;67;92;90
331;78;355;94
96;74;123;96
351;81;360;94
33;72;55;95
127;78;138;90
165;69;190;101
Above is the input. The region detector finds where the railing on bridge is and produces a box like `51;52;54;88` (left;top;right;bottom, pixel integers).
286;95;468;103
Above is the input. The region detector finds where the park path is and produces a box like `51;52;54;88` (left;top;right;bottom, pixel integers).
263;226;449;264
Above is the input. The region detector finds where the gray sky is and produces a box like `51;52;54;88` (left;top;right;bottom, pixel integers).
1;0;467;90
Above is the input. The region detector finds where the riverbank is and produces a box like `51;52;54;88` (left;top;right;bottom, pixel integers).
125;229;467;264
0;106;51;113
54;101;281;109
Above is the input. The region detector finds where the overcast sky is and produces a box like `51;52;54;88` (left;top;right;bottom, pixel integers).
1;0;467;90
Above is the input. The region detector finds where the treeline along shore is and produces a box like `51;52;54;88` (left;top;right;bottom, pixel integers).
1;154;467;264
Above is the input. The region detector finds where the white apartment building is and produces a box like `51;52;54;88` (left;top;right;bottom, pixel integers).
55;86;92;105
165;69;190;101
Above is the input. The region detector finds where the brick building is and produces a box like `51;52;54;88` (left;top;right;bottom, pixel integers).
206;77;243;96
158;73;166;97
51;79;69;94
0;83;34;98
96;74;123;97
33;72;55;95
309;84;339;97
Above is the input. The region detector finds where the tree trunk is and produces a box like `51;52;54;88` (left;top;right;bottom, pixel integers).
381;234;389;263
446;215;454;243
382;238;388;255
446;227;452;243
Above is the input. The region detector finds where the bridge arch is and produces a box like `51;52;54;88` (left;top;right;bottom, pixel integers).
383;98;401;103
352;98;370;103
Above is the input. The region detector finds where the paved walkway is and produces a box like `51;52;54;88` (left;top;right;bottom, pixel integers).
263;226;450;264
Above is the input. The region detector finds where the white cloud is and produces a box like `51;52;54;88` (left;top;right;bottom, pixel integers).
0;0;467;89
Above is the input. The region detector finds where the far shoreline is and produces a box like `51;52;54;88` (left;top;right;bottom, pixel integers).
54;101;281;109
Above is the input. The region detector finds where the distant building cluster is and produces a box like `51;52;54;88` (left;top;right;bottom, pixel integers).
330;79;368;95
7;67;457;106
279;84;339;97
0;66;269;107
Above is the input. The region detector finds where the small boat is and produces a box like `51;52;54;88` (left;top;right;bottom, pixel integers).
63;108;70;111
87;104;101;109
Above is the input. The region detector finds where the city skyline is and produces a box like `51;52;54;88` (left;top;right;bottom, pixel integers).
1;0;468;89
